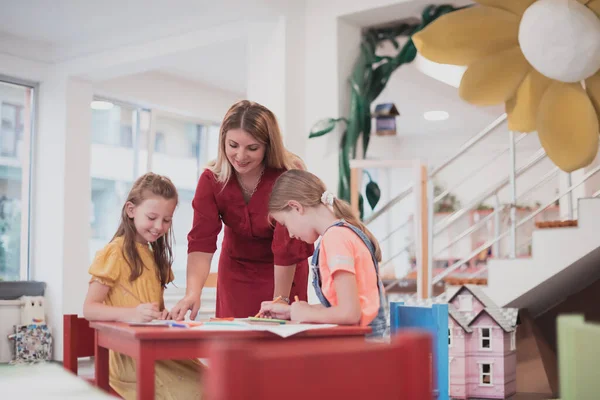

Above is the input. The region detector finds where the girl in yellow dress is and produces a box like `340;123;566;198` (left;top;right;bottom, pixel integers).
83;172;204;399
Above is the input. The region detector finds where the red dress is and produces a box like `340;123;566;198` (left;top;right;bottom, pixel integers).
188;167;314;318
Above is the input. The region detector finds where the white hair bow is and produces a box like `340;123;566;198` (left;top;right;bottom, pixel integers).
321;191;335;206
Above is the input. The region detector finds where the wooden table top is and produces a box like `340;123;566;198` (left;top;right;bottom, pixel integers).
89;321;371;340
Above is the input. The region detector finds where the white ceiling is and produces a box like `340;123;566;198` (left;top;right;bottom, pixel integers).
0;0;270;63
0;0;500;130
157;38;248;94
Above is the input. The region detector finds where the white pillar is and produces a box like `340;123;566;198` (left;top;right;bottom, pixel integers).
246;12;309;162
32;75;92;360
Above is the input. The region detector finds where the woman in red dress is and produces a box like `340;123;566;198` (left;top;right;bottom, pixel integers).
171;100;313;319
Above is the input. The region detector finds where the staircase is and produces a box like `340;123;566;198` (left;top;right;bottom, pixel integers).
364;113;600;312
485;198;600;317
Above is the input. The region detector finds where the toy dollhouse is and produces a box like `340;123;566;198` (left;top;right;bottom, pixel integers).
446;285;519;399
390;284;519;399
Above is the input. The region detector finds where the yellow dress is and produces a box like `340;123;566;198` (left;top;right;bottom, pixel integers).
89;236;204;400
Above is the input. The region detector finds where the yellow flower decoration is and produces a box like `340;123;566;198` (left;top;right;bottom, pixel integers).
413;0;600;172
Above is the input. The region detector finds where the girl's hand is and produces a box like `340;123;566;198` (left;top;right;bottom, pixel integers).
258;301;291;320
131;303;161;322
290;301;313;323
159;308;171;320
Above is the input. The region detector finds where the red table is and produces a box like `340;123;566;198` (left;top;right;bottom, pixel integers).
90;321;370;400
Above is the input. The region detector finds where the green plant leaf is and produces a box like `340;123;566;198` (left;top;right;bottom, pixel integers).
338;131;351;201
358;194;365;220
309;118;337;138
307;4;461;212
365;181;381;210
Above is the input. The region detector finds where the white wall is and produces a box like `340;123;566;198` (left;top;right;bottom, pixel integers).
95;71;242;124
0;53;48;83
30;73;93;361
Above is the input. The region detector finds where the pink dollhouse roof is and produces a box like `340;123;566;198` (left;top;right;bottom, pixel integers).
447;285;519;328
469;308;515;332
449;308;473;332
447;285;496;308
391;284;519;331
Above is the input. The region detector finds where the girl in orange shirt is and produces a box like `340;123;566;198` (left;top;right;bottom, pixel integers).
259;170;388;338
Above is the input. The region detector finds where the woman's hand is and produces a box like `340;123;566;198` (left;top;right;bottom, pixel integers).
258;301;291;320
170;294;201;321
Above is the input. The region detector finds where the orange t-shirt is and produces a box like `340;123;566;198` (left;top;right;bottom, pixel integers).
318;226;380;326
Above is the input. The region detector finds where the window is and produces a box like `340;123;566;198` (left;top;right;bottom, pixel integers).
120;126;133;147
510;330;516;351
154;132;166;153
89;103;220;287
1;103;23;157
448;327;452;347
0;80;34;281
480;363;492;385
459;295;472;312
89;101;149;259
480;327;491;349
151;116;218;286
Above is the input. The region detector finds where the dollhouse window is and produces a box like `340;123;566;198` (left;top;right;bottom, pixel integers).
510;331;516;351
480;327;491;349
458;295;472;312
480;363;492;385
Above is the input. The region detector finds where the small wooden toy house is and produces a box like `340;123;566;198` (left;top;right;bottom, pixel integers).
446;285;519;399
392;285;519;399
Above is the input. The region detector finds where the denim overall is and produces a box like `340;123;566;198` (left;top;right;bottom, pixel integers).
311;220;389;338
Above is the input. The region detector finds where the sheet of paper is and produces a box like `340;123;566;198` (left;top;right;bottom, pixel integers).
256;323;338;338
127;320;174;326
191;319;337;338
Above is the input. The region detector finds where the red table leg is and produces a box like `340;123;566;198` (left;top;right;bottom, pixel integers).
136;342;155;400
94;331;110;392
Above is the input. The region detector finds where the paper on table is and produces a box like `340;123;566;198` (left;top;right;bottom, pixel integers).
256;323;337;338
191;320;337;338
127;320;173;326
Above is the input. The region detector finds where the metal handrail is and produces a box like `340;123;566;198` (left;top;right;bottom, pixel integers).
429;114;507;177
433;132;527;204
367;115;507;228
434;148;547;236
518;166;560;202
432;165;558;259
379;219;411;243
433;204;508;258
380;244;412;268
365;183;414;225
432;163;600;284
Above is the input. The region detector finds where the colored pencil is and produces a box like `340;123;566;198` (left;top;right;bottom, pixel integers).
254;296;282;317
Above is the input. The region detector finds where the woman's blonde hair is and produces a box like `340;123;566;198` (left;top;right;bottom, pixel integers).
269;170;382;262
208;100;305;184
113;173;178;288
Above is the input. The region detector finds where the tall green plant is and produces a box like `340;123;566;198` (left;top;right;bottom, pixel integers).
309;4;460;218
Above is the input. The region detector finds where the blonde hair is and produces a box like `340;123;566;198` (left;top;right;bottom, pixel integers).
113;172;178;287
207;100;305;184
269;170;382;262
